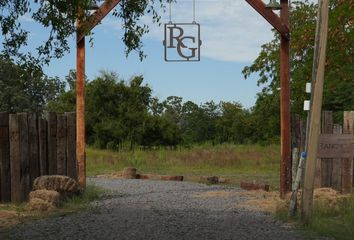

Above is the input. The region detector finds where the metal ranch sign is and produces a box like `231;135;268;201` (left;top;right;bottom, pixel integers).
163;23;202;62
317;134;354;158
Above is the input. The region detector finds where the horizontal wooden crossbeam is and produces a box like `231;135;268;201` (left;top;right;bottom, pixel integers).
245;0;289;39
77;0;122;43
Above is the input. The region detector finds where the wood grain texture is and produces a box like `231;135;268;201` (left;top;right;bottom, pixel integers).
47;112;57;175
9;114;21;202
28;113;39;189
0;112;10;202
66;112;77;180
57;115;67;175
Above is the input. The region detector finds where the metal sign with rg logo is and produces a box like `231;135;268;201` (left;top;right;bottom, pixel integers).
163;23;202;62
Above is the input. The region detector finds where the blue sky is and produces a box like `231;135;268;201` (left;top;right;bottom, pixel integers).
7;0;281;108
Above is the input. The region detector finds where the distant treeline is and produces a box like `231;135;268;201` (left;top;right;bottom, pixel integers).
0;57;280;150
46;70;280;150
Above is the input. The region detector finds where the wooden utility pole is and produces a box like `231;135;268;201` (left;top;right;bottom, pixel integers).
76;0;121;188
245;0;291;198
301;0;329;221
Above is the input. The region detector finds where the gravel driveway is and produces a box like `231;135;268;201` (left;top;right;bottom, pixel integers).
4;178;310;240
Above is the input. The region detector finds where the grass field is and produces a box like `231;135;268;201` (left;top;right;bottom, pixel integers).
87;144;281;190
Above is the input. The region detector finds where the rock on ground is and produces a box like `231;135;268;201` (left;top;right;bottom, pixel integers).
3;178;324;240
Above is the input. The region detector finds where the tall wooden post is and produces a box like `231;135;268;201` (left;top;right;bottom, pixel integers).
245;0;291;199
279;0;291;198
76;25;86;188
301;0;329;221
75;0;122;189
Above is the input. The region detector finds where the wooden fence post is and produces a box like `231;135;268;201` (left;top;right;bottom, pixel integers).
331;124;342;191
39;118;48;175
0;113;10;202
321;111;333;187
66;112;77;180
57;115;67;175
28;113;39;189
47;112;57;175
342;111;353;193
18;113;30;201
9;114;21;202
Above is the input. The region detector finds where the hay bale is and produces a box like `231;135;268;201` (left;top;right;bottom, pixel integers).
26;198;57;212
122;167;137;179
33;175;80;197
29;190;60;206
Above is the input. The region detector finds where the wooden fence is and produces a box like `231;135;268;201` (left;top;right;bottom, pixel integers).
0;112;76;203
292;111;354;193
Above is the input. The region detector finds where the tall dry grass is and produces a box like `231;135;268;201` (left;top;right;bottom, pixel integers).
86;144;280;189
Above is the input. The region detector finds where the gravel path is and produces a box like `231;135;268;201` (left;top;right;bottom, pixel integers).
4;178;311;240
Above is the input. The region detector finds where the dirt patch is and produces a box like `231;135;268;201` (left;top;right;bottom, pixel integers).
192;187;350;214
236;190;285;213
194;190;235;198
235;187;350;214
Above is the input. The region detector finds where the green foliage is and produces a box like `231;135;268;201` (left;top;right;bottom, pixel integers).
243;0;354;116
0;0;174;65
0;56;65;113
49;70;279;148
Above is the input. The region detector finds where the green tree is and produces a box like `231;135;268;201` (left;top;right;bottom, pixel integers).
216;102;248;143
0;55;64;113
0;0;173;65
243;0;354;115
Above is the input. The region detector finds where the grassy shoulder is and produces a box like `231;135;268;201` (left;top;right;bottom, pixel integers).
0;185;104;231
87;144;280;190
275;190;354;240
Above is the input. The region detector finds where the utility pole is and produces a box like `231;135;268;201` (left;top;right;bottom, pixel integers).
301;0;329;221
76;0;122;188
246;0;291;198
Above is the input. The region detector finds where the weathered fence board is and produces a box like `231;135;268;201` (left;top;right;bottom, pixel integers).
321;111;333;187
39;118;48;176
1;112;77;203
18;113;30;201
66;112;77;180
0;113;10;202
9;114;21;202
28;113;39;189
293;111;354;193
342;111;354;193
331;124;342;191
47;112;57;175
57;115;67;175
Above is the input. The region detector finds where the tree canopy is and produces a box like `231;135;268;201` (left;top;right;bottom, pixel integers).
243;0;353;115
0;0;172;65
0;55;64;113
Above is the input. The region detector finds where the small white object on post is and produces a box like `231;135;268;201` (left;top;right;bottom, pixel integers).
306;82;311;93
303;100;310;111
